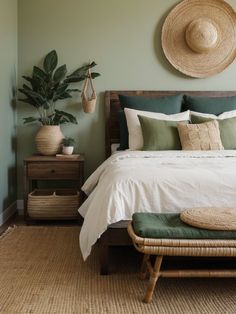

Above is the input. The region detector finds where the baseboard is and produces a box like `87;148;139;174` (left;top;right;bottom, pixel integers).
0;201;17;226
17;199;24;215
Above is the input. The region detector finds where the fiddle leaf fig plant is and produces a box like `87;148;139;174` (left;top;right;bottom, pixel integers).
18;50;100;125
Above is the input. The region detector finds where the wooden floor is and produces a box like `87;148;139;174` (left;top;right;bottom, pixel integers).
0;213;18;235
0;214;81;236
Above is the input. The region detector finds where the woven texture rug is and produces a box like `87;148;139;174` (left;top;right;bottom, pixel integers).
0;226;235;314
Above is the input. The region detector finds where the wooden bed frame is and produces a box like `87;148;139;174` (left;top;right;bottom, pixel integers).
99;90;236;275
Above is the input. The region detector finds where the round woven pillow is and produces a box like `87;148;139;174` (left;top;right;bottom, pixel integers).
180;207;236;231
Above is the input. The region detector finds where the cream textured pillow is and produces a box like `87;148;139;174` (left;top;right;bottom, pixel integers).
177;120;224;151
124;108;190;150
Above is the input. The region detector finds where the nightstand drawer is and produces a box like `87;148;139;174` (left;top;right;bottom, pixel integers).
27;162;80;179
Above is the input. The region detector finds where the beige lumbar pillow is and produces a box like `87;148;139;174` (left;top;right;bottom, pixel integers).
177;120;224;150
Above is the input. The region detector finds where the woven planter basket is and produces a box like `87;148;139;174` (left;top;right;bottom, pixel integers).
81;69;97;113
35;125;64;156
28;189;80;219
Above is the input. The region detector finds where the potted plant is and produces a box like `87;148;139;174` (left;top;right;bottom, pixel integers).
18;50;100;155
62;137;75;155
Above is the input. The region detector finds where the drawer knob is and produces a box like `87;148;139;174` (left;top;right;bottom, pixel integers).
51;169;55;173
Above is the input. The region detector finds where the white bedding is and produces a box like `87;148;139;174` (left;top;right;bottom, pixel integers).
79;150;236;260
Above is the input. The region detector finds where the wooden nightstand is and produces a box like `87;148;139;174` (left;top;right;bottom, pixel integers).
23;154;85;222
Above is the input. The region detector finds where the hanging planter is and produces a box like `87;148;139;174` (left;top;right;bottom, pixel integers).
81;69;97;113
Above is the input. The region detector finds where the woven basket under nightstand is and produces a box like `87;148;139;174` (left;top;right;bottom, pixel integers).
28;189;80;219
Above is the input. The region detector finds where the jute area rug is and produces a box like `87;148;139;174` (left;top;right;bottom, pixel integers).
0;226;235;314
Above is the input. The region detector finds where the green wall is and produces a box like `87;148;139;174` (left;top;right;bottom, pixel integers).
17;0;236;197
0;0;17;217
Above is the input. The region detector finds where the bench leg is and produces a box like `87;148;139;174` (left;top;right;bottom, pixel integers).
143;255;163;303
140;254;150;279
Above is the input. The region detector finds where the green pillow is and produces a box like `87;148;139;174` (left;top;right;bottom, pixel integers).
190;115;212;124
117;111;128;150
184;95;236;115
118;94;183;150
138;115;187;151
119;94;183;113
191;115;236;149
132;213;236;239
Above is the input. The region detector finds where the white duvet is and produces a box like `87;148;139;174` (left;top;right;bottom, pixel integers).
79;150;236;260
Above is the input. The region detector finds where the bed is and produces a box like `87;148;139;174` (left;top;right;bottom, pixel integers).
79;90;236;274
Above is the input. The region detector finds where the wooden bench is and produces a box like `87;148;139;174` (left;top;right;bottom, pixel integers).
128;213;236;303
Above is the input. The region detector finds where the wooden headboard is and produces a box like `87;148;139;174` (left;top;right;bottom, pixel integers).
104;90;236;157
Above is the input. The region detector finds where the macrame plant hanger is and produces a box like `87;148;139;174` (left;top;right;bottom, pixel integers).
81;68;97;113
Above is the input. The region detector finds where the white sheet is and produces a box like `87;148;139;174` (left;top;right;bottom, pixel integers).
79;150;236;260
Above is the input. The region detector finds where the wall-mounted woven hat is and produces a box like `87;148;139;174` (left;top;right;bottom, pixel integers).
162;0;236;78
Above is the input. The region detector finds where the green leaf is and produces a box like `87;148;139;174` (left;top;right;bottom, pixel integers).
53;92;72;102
51;112;61;125
23;84;32;90
64;70;100;84
60;118;70;124
33;66;47;81
22;76;34;84
56;83;68;95
53;64;67;83
18;88;46;106
62;137;75;146
90;72;100;79
23;117;41;124
67;67;86;78
18;98;38;107
22;76;39;91
68;61;97;78
53;83;70;101
66;88;80;92
64;75;87;83
89;61;97;68
59;92;72;99
69;61;97;76
43;50;58;73
55;109;77;124
18;89;39;108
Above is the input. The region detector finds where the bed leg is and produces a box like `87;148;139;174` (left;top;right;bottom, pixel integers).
143;255;163;304
99;243;109;275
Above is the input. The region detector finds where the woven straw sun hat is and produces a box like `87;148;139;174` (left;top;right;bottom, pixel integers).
162;0;236;78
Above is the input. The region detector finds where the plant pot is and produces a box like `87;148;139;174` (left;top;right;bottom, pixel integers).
62;146;74;155
82;97;97;113
35;125;64;156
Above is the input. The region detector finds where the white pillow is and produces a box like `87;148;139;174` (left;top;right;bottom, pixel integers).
111;143;120;154
190;110;236;120
124;108;190;150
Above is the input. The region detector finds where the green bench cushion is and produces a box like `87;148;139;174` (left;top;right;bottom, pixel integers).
132;213;236;239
